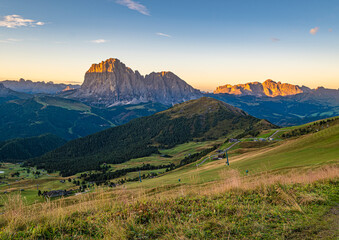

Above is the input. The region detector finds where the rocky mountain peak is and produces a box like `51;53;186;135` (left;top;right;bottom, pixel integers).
87;58;129;73
71;58;202;106
214;79;306;97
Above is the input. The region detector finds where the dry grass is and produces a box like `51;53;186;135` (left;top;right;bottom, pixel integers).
212;164;339;192
0;165;338;239
156;165;339;198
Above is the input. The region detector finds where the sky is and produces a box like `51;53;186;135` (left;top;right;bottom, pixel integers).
0;0;338;91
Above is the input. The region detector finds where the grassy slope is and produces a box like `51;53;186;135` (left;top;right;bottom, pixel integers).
127;120;339;188
0;167;338;239
232;125;339;173
0;163;75;205
0;139;224;206
111;139;225;170
34;96;91;111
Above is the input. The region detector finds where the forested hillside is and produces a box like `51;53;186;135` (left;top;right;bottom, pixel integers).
27;97;275;176
0;134;66;162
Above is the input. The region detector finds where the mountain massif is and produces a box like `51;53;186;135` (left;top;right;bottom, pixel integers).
29;97;275;176
68;58;202;106
211;79;339;125
214;79;313;97
1;78;80;94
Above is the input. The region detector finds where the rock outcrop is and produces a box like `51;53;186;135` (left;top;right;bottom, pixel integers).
62;86;75;92
214;79;312;97
72;58;202;106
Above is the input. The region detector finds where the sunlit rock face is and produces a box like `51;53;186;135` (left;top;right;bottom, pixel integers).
62;86;75;92
214;79;311;97
72;58;202;106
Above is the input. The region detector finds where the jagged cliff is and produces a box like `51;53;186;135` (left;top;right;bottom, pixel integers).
214;79;312;97
71;58;202;106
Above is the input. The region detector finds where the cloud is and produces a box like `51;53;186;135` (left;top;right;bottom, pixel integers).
64;81;82;84
116;0;150;16
90;39;108;44
0;15;45;28
0;38;22;43
310;27;319;35
271;37;280;42
156;32;171;38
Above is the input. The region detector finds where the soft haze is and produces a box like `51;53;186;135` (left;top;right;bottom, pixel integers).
0;0;338;91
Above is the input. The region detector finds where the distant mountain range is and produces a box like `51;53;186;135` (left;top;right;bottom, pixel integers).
0;96;167;141
0;83;30;103
208;93;339;126
64;58;202;106
28;97;274;176
210;79;339;126
214;79;339;98
1;78;80;94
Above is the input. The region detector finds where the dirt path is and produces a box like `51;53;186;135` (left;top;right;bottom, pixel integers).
268;130;280;139
196;141;240;167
